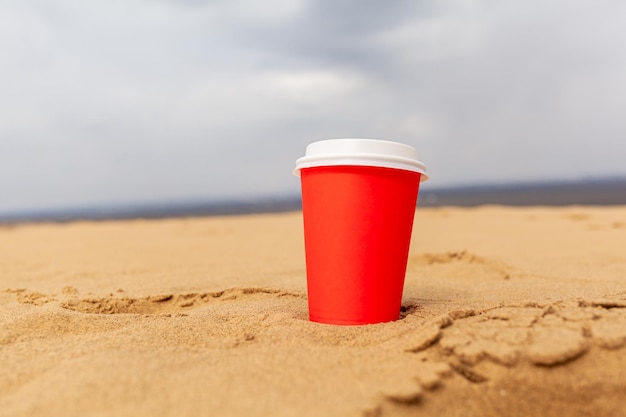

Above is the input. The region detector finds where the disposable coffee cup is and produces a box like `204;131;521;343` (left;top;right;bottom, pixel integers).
293;139;428;325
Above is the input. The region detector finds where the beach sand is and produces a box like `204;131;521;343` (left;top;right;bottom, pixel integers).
1;206;625;416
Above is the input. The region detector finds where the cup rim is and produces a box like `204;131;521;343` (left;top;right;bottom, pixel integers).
293;138;429;181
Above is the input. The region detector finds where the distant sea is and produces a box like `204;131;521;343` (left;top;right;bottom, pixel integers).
1;177;626;224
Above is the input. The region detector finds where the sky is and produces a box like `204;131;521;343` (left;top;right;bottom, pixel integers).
1;0;626;213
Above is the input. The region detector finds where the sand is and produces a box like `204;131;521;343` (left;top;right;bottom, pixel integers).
1;206;625;417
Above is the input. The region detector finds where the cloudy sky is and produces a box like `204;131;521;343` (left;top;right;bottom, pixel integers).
2;0;626;213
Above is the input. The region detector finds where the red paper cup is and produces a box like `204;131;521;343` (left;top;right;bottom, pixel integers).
294;139;428;325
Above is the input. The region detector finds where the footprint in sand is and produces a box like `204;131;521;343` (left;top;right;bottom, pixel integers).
4;288;56;306
564;213;591;222
2;286;306;352
370;294;626;415
5;287;304;316
400;294;626;388
408;251;515;281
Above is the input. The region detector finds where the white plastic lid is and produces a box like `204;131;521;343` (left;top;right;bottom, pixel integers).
293;138;429;181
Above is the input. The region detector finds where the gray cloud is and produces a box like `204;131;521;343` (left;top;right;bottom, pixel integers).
1;0;626;212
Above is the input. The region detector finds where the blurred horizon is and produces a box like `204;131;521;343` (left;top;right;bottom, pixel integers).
2;175;626;223
2;0;626;213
